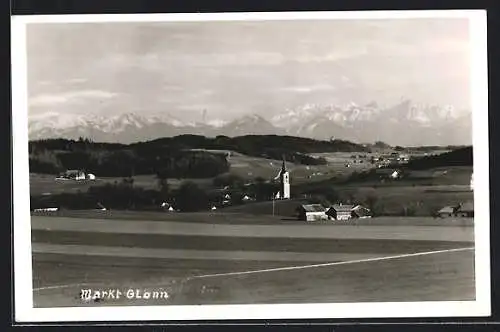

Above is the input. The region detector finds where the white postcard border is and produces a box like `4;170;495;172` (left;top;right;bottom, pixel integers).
12;10;490;322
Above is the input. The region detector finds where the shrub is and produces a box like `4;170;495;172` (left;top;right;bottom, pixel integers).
174;181;209;212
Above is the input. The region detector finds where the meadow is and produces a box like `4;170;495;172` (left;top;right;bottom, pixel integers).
31;212;475;307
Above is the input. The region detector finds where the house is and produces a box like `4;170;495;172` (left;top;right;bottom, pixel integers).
436;206;456;218
241;195;254;202
375;168;400;179
455;201;474;218
222;193;231;205
161;202;175;211
96;202;107;211
399;154;410;162
351;205;372;219
33;207;59;212
436;201;474;218
327;204;354;221
63;170;86;181
296;204;328;222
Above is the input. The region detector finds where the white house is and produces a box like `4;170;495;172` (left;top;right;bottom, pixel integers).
33;207;59;212
242;195;254;202
390;170;400;179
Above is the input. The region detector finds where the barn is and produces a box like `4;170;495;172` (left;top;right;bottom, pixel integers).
436;206;456;218
327;204;354;221
351;205;372;219
436;202;474;218
296;204;328;222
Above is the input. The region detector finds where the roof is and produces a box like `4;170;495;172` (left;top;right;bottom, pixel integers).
329;204;355;213
65;170;84;174
299;204;326;213
352;207;371;217
457;201;474;213
438;206;455;214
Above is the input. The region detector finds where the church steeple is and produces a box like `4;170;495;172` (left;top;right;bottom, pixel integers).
278;154;290;199
281;155;287;173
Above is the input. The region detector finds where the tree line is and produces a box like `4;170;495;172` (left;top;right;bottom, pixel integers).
29;143;230;178
29;134;370;176
31;174;282;212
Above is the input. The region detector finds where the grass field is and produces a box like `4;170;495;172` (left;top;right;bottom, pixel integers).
31;209;474;227
31;212;475;307
29;173;213;196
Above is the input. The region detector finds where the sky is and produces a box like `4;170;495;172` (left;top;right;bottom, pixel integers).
26;18;471;122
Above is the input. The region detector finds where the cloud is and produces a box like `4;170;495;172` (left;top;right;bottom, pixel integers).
294;47;369;63
29;90;119;107
125;51;286;70
280;84;336;93
66;78;88;84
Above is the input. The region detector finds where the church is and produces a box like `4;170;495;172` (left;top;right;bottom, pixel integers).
274;157;291;199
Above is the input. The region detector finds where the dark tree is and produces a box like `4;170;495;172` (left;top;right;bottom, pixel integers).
174;181;209;212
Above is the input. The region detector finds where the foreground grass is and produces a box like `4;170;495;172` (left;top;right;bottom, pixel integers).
30;209;473;227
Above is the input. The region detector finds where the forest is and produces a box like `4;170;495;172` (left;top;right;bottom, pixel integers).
28;134;369;176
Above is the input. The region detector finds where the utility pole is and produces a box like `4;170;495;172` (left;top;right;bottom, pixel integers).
272;193;275;216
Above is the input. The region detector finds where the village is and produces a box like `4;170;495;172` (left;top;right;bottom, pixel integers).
35;149;474;222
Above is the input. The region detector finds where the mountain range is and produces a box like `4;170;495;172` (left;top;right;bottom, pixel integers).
28;99;472;146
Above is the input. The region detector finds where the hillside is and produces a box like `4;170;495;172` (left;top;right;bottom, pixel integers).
28;135;369;177
403;146;473;170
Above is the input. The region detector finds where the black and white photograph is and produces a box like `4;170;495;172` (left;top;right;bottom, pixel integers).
11;10;490;322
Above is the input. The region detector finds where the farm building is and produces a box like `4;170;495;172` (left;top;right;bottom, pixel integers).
327;204;354;221
455;201;474;218
222;193;231;205
375;168;401;179
436;201;474;218
436;206;456;218
242;195;254;202
62;170;86;181
96;202;107;211
351;205;372;219
33;207;59;212
161;202;175;211
296;204;328;221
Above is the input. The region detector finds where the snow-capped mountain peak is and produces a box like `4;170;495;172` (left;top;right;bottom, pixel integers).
28;100;471;146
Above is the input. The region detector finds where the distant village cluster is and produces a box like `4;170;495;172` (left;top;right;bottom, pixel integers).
345;152;410;168
55;170;96;181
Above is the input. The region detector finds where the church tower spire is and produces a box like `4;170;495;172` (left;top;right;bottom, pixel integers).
279;155;290;199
